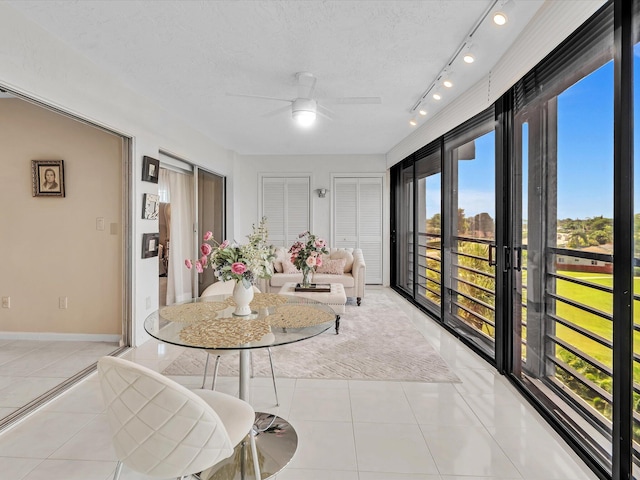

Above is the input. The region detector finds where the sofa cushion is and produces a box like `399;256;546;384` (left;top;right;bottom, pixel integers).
282;259;300;274
329;250;354;273
313;272;355;288
316;258;346;275
270;273;304;287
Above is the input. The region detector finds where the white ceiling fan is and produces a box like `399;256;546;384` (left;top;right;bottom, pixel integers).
226;72;382;127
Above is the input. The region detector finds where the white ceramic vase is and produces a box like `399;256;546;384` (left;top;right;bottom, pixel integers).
232;280;254;316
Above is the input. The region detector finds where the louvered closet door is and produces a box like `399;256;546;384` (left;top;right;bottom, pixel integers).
333;177;383;284
262;177;310;246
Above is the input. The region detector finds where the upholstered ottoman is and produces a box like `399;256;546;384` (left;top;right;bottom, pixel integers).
278;282;347;334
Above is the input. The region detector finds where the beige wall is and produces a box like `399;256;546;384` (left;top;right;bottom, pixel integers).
0;98;122;336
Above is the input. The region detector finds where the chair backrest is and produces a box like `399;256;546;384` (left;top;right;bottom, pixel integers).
200;280;260;297
97;356;233;478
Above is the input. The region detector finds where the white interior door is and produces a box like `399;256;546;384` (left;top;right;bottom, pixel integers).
333;176;383;284
261;176;310;246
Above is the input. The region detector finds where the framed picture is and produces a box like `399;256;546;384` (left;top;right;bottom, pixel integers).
142;155;160;183
142;193;160;220
32;160;65;197
142;233;160;258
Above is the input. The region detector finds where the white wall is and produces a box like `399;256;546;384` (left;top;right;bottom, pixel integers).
233;154;390;284
0;3;234;346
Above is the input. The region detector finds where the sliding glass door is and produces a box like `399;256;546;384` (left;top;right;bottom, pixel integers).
511;41;615;473
442;112;498;358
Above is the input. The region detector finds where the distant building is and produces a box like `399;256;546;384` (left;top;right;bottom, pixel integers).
555;244;613;274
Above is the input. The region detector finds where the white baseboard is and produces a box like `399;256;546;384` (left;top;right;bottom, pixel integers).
0;332;121;342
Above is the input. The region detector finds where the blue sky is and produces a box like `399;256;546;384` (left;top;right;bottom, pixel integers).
425;49;640;223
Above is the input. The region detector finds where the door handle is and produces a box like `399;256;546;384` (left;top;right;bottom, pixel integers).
514;246;522;271
488;244;497;267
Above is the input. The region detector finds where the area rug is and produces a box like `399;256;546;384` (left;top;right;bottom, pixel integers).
162;291;459;382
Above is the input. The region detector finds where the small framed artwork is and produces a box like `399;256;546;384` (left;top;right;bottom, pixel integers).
142;193;160;220
32;160;65;197
142;155;160;183
142;233;160;258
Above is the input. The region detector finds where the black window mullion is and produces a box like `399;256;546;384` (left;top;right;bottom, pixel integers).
612;0;634;478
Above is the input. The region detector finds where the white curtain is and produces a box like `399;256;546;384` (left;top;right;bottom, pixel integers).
162;168;194;304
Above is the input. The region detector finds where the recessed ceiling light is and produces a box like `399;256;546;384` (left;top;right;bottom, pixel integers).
493;1;514;26
463;52;475;64
419;109;427;116
409;117;418;126
433;92;442;100
443;79;453;88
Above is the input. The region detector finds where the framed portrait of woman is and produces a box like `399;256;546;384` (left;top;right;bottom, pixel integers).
32;160;65;197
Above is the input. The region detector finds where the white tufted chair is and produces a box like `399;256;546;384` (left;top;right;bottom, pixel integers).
200;280;279;405
98;356;260;480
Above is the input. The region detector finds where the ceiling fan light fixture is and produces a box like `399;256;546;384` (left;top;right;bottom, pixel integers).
293;110;316;127
292;98;317;127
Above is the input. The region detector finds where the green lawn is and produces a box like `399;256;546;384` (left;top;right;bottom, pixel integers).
545;271;640;381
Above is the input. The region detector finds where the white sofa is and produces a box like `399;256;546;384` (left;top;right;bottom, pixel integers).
260;247;366;305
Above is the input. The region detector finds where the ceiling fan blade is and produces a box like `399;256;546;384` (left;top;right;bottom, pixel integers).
317;103;335;117
226;93;292;103
316;110;333;121
320;96;382;105
261;104;292;118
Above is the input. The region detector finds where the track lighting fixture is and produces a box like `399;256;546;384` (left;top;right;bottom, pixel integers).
463;45;475;64
493;0;514;26
408;0;513;122
442;71;454;88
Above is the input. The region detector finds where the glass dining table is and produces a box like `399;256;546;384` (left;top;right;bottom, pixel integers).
144;292;337;480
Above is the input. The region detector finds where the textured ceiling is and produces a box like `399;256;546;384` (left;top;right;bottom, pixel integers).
6;0;544;155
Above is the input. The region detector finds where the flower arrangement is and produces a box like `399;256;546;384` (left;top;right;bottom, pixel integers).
186;217;275;288
289;231;329;275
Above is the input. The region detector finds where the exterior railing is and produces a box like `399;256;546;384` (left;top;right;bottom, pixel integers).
412;236;640;449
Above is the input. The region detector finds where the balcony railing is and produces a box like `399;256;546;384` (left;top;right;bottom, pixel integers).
409;235;640;451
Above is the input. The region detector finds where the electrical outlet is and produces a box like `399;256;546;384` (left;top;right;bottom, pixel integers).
59;296;68;309
1;296;9;308
96;217;105;231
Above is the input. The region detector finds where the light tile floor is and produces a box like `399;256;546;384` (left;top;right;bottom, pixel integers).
0;339;118;419
0;288;599;480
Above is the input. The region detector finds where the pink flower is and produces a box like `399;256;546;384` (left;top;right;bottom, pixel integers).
306;256;316;268
290;255;298;263
231;262;247;275
315;238;326;248
316;256;323;267
201;243;212;256
220;240;229;249
200;255;208;266
185;259;192;269
195;261;204;273
203;231;213;241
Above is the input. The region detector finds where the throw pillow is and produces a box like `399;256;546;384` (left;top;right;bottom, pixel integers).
272;247;288;273
316;258;346;275
282;259;300;274
329;249;354;272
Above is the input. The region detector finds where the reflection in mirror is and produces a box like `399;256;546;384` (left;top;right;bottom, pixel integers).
0;93;127;430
